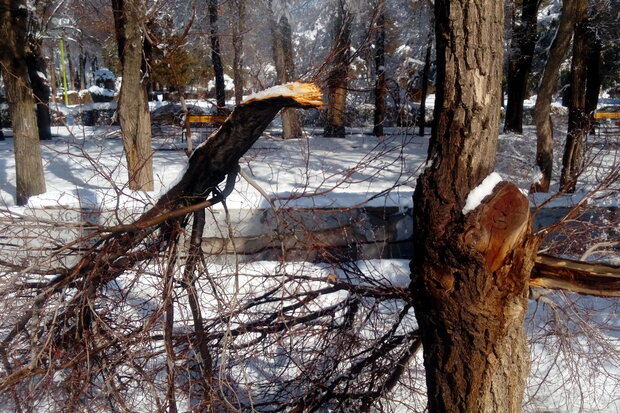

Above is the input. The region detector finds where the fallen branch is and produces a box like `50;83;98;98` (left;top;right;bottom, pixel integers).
530;254;620;297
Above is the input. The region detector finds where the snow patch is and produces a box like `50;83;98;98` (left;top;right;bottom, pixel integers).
462;172;503;215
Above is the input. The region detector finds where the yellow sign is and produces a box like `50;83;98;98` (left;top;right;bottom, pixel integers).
594;112;620;119
187;115;228;123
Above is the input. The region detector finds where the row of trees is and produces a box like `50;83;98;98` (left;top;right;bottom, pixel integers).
2;0;619;206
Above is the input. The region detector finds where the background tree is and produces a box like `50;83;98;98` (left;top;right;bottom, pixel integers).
372;0;386;137
0;0;47;205
410;0;536;410
324;0;351;138
231;0;245;105
269;0;302;139
25;2;53;141
504;0;541;134
560;3;590;193
532;0;586;193
112;0;154;191
209;0;226;108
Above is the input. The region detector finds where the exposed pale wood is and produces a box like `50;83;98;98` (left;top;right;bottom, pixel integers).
530;254;620;297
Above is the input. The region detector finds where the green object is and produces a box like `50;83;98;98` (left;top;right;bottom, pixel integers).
60;38;69;106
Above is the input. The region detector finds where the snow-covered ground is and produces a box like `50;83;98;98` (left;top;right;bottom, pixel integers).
0;108;619;411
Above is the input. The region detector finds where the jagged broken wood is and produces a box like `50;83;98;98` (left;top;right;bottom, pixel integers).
530;255;620;297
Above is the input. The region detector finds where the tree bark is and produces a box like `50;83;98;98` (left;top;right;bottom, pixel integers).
410;2;536;411
209;0;226;107
324;0;351;138
112;0;155;191
0;0;46;205
270;0;302;139
373;0;386;138
584;23;601;134
532;0;584;193
560;1;589;193
504;0;540;134
26;36;53;141
418;37;432;137
232;0;245;106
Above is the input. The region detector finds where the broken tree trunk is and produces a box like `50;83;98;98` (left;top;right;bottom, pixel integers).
0;82;323;391
531;255;620;298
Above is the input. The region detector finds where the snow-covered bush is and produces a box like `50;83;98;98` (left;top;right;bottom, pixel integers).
91;69;117;102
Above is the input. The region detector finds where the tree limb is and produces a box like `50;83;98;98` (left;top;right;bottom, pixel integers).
530;254;620;297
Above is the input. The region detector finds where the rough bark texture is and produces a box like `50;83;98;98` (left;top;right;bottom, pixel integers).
373;0;386;138
0;0;46;205
532;0;584;192
584;29;601;119
504;0;540;134
410;2;536;411
324;0;351;138
270;0;302;139
560;1;589;193
232;0;245;106
209;0;226;108
25;29;52;141
112;0;155;191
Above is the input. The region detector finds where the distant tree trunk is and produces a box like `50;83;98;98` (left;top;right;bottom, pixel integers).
373;0;386;138
584;26;601;124
324;0;351;138
269;0;302;139
411;1;536;411
232;0;245;106
560;3;589;193
209;0;226;107
0;0;46;205
504;0;540;134
532;0;584;193
418;37;432;136
112;0;154;191
26;36;53;141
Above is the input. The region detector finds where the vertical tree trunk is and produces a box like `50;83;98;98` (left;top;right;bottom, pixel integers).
532;0;584;192
417;37;432;136
373;0;386;138
584;26;601;129
560;1;589;193
411;1;536;411
209;0;226;108
324;0;351;138
26;37;53;141
504;0;540;134
232;0;245;106
112;0;154;191
0;0;46;205
269;0;302;139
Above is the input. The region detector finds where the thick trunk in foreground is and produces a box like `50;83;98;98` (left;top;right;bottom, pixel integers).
504;0;540;134
113;0;154;191
0;0;46;205
324;0;351;138
411;2;535;411
532;0;585;192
